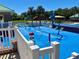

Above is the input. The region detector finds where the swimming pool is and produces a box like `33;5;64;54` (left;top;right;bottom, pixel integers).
18;26;79;59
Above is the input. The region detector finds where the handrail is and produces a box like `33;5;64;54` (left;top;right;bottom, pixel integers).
39;46;53;54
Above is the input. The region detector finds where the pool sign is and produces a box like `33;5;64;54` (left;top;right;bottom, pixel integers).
29;32;34;40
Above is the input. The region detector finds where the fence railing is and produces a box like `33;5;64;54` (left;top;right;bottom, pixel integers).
39;46;53;59
39;42;59;59
12;21;52;27
0;22;13;28
15;26;34;59
0;21;52;29
0;27;16;54
15;26;60;59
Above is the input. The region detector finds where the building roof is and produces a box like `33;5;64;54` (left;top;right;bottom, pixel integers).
0;4;14;13
70;14;79;18
55;15;65;18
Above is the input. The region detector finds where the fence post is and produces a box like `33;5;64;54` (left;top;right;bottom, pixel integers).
8;28;13;48
8;28;11;39
51;41;60;59
29;45;39;59
28;40;34;46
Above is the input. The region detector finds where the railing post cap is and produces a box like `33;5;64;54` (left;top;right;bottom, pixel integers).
67;57;75;59
72;52;79;57
28;40;34;46
15;26;18;28
51;41;60;45
30;45;39;51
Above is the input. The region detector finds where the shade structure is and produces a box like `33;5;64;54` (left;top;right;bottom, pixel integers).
70;14;79;18
0;4;14;13
55;15;65;18
0;4;14;21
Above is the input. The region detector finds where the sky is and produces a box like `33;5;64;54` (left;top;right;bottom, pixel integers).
0;0;79;14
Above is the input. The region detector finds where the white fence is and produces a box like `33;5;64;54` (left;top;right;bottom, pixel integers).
16;27;60;59
0;21;13;28
0;27;16;50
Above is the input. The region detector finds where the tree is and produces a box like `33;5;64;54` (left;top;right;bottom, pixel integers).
55;8;64;16
55;6;79;20
63;8;70;19
44;11;50;20
27;7;35;20
19;6;79;21
35;6;45;25
36;6;45;18
21;12;27;20
12;13;18;21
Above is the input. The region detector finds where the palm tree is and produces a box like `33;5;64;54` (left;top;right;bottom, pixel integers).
36;6;45;25
27;7;35;26
27;7;34;19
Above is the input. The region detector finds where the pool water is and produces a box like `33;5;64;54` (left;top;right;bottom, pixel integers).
18;26;79;59
0;30;15;48
0;37;15;48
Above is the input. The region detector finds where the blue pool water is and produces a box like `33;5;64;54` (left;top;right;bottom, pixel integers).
18;26;79;59
0;37;10;48
0;37;15;48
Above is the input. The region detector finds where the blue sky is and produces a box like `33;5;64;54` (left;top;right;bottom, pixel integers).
0;0;79;14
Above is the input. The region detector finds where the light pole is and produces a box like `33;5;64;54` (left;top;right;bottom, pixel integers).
50;11;55;28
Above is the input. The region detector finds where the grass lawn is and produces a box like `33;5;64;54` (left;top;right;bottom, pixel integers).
12;20;52;22
12;20;79;24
